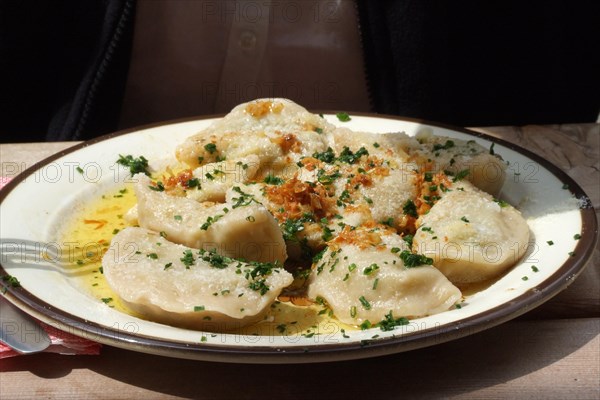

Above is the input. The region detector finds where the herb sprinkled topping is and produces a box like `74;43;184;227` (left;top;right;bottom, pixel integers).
399;250;433;268
180;250;195;268
377;311;409;332
359;296;372;310
264;174;284;185
117;154;150;176
336;112;351;122
402;199;418;218
204;143;217;154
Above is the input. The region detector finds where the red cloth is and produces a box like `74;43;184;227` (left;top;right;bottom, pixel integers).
1;177;102;358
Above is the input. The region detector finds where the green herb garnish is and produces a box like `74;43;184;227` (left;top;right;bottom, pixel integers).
204;143;217;154
399;250;433;268
117;154;150;176
402;199;418;218
336;112;351;122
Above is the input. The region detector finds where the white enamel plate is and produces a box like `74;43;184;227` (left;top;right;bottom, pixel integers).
0;115;596;363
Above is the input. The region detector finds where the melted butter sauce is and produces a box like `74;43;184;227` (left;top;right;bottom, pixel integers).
61;185;141;318
61;186;355;336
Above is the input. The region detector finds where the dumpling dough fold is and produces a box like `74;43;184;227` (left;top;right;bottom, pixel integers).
102;227;293;330
307;228;461;325
133;173;287;264
413;181;530;283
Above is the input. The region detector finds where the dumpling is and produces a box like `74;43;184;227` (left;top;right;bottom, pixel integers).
184;155;261;203
307;227;462;326
409;130;507;196
413;180;530;284
175;98;332;174
133;173;287;264
225;144;419;259
102;227;293;330
328;127;415;162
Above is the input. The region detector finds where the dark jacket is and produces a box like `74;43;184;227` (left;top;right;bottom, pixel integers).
1;0;599;142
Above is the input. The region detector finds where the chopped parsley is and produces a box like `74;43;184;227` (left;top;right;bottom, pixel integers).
230;186;257;208
204;143;217;154
461;216;470;223
317;168;341;185
187;178;201;188
336;112;351;122
432;140;455;151
148;181;165;192
281;213;314;242
1;274;21;288
337;146;368;164
399;250;433;268
360;320;372;330
116;154;150;176
264;174;284;185
402;199;418;218
372;278;379;290
494;198;509;207
198;249;230;269
452;169;470;182
201;214;224;230
377;311;409;332
248;279;270;295
359;296;372;310
381;217;394;227
321;225;334;242
363;263;379;275
312;147;336;164
180;250;195;268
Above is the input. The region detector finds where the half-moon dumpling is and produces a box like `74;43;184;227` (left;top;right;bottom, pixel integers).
133;173;287;264
307;227;461;326
175;98;332;172
102;227;293;330
409;130;507;196
413;181;530;284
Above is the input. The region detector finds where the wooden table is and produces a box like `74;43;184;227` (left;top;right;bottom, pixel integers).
1;124;598;399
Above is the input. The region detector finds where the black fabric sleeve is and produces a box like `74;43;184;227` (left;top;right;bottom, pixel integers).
357;0;600;126
0;0;135;142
